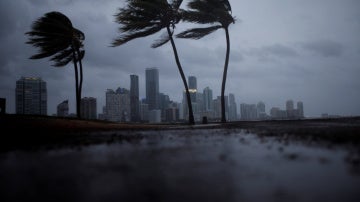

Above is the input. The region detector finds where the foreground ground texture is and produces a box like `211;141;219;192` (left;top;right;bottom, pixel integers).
1;115;360;202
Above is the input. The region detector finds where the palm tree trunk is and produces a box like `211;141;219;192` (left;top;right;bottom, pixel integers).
72;46;80;118
221;27;230;123
167;26;195;125
76;48;83;118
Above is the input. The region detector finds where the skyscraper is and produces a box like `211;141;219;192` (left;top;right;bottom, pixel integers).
81;97;97;120
104;88;130;122
188;76;197;103
297;101;304;118
203;87;213;112
286;100;294;111
16;77;47;115
228;93;237;121
188;76;197;90
257;101;266;119
146;68;159;110
286;99;295;118
130;74;140;122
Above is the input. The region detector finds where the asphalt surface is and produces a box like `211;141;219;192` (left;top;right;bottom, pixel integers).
1;126;359;202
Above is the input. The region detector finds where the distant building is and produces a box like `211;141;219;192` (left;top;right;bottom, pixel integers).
203;87;213;112
81;97;97;120
0;98;6;114
257;101;267;119
159;93;170;120
188;76;197;103
146;68;159;110
149;109;161;123
140;101;149;122
270;107;287;119
286;99;296;118
213;97;221;120
103;88;130;122
297;101;304;118
57;100;69;117
16;77;47;115
240;103;257;120
165;107;179;122
286;100;294;111
228;94;237;121
130;74;140;122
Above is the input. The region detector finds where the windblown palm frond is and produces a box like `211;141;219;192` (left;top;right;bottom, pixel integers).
112;0;184;47
151;32;170;48
176;25;222;39
25;11;86;118
177;0;234;39
26;11;85;67
177;0;235;123
113;0;195;124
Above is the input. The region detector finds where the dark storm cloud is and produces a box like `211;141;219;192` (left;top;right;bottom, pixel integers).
262;44;298;57
243;44;298;62
301;40;344;57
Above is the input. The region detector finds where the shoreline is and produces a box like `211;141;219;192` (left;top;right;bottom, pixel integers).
1;114;360;152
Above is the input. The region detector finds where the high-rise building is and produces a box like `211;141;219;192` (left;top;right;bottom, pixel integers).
270;107;287;119
140;99;149;122
188;76;197;89
81;97;97;120
57;100;69;117
104;88;130;122
240;103;257;120
286;99;294;110
297;101;304;118
130;75;140;122
213;96;222;119
165;107;179;122
146;68;159;110
188;76;197;103
257;101;266;119
16;77;47;115
228;94;237;121
286;99;296;118
203;87;213;112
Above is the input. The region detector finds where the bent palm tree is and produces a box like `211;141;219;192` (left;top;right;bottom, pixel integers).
26;11;85;118
112;0;195;124
177;0;235;123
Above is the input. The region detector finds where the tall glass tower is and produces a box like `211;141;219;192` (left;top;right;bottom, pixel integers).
188;76;197;103
16;77;47;115
130;74;140;122
188;76;197;90
203;86;213;112
145;68;159;110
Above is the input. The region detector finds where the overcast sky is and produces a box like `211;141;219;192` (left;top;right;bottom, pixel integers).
0;0;359;117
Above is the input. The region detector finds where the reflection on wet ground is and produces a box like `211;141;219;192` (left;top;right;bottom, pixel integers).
1;129;359;202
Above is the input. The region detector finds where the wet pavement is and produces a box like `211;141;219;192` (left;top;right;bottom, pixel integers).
1;128;360;202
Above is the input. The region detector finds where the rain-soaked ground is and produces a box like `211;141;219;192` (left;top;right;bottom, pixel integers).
1;127;359;202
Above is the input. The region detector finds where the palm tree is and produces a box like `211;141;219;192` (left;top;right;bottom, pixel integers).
26;11;85;118
112;0;195;124
177;0;235;123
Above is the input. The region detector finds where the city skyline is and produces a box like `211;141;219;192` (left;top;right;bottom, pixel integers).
0;0;359;118
4;72;344;119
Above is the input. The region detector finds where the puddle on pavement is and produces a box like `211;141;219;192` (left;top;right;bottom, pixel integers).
1;129;359;202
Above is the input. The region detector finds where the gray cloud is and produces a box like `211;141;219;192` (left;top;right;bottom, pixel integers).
243;44;298;63
301;40;344;57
